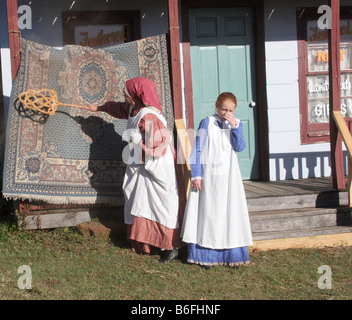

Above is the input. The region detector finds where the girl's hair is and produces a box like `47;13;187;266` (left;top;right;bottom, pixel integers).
215;92;237;108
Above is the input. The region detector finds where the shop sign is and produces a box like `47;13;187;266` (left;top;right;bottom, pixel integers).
307;74;352;123
307;19;352;44
306;19;352;125
74;24;125;48
307;43;352;72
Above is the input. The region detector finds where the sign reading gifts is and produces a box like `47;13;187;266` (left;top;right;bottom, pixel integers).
74;24;125;48
307;74;352;123
306;19;352;124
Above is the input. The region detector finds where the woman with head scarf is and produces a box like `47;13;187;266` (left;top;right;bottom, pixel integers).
86;77;182;263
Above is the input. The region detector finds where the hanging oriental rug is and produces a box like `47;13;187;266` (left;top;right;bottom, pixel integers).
3;34;174;204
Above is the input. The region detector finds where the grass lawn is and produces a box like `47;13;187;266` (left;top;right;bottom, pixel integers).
0;217;351;301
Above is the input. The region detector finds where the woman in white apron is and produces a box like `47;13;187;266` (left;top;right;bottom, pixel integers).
181;92;252;269
87;77;183;263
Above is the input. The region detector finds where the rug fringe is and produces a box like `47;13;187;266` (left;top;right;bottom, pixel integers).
2;193;125;206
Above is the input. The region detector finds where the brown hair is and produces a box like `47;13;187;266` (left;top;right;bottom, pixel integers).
215;92;237;108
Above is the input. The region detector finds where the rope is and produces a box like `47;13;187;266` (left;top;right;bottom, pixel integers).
8;30;22;57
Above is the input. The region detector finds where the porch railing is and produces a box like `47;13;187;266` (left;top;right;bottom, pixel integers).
333;111;352;207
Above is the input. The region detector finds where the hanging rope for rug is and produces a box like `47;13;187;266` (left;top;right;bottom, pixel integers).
18;89;88;116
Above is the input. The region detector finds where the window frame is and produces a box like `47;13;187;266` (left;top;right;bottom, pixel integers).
296;7;352;144
62;10;141;45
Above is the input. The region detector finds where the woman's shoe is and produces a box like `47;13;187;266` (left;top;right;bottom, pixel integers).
158;249;179;263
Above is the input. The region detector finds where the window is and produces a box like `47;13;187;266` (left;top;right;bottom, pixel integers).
62;10;141;46
297;7;352;144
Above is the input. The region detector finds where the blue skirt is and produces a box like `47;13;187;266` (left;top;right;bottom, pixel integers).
187;244;249;267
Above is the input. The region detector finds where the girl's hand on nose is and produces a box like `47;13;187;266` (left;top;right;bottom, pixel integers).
223;113;237;127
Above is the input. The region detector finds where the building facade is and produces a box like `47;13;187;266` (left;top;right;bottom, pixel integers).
1;0;351;190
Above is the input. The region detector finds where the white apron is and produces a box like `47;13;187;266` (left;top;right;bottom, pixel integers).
181;115;253;249
122;107;179;229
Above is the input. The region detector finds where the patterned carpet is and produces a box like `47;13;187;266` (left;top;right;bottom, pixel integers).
3;34;174;204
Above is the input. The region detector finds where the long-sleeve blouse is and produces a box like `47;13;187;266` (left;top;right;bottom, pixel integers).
190;116;246;179
98;101;169;159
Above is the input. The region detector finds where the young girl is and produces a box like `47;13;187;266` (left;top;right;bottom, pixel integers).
86;77;182;263
181;92;252;268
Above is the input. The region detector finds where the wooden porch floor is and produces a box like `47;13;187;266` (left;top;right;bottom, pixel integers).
244;177;352;250
243;177;341;200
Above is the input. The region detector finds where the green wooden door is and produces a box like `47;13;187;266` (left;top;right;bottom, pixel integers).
189;7;258;180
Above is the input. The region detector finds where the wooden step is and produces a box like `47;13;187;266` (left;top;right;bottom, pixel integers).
251;229;352;251
250;205;352;245
252;225;352;241
247;190;348;212
249;206;352;233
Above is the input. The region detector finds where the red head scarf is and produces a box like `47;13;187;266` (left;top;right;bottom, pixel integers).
125;77;162;113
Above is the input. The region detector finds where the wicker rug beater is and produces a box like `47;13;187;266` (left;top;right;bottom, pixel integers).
18;89;88;115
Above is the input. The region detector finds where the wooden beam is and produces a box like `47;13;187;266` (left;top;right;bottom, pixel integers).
329;0;345;190
175;119;192;198
167;0;183;120
254;0;270;181
333;111;352;160
6;0;20;81
21;211;91;230
167;0;188;219
348;157;352;206
182;42;195;130
333;111;352;206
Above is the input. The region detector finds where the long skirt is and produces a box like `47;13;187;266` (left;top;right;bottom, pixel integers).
187;244;249;267
125;158;185;254
127;216;182;254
